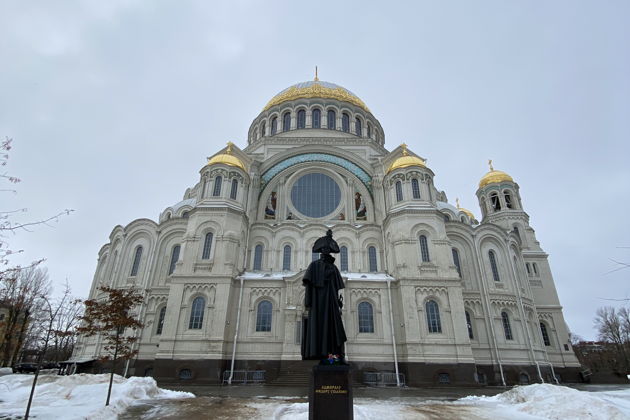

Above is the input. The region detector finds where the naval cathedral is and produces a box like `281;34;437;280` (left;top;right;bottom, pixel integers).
73;76;580;386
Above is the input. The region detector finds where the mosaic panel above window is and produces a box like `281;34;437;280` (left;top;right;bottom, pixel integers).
261;153;372;193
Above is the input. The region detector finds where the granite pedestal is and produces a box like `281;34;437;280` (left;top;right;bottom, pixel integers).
309;364;353;420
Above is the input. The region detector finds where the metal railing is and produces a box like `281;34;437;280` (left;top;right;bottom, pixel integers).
222;370;266;385
363;371;405;387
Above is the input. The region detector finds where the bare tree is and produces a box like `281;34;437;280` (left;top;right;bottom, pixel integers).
594;306;630;372
77;285;144;406
0;266;51;366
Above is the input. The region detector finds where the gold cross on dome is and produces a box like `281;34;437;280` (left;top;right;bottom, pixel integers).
314;66;319;81
488;159;494;171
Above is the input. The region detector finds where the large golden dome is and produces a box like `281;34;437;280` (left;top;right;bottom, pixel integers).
207;142;245;170
388;144;426;173
478;160;513;188
263;80;370;113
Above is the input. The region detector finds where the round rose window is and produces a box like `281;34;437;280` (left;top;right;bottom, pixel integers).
290;173;341;218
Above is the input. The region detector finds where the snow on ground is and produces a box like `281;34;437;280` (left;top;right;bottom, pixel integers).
0;372;194;420
247;384;630;420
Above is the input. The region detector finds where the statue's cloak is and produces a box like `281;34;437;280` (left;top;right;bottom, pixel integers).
301;254;347;359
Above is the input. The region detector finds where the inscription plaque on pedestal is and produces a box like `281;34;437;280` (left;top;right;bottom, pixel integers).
309;364;353;420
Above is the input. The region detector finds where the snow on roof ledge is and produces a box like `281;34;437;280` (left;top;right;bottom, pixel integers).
237;271;394;282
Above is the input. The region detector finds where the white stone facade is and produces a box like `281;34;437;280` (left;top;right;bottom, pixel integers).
74;79;580;385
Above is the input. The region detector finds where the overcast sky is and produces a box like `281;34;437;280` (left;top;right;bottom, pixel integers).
1;1;628;340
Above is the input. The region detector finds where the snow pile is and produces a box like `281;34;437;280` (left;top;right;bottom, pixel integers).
461;383;630;420
0;373;194;420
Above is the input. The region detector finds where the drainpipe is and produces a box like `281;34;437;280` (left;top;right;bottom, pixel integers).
509;249;543;383
386;279;401;387
228;276;245;384
474;249;506;386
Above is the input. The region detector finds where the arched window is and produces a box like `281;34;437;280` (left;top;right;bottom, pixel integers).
419;235;430;262
368;246;378;272
282;245;291;271
230;179;238;200
182;211;190;219
452;248;462;278
411;179;421;199
260;122;266;138
533;263;539;276
490;193;501;211
212;176;222;197
367;123;372;138
540;322;551;346
355;118;362;136
130;246;143;277
189;297;205;329
202;232;213;260
489;250;501;282
395;181;403;202
297;109;306;129
156;306;166;335
256;300;272;332
358;302;374;333
327;110;336;129
526;263;531;275
426;300;442;333
504;191;513;209
312;108;321;128
168;245;180;275
283;112;291;132
465;311;474;339
342;113;350;132
253;244;263;270
179;369;192;379
340;246;349;272
271;117;278;135
501;311;513;340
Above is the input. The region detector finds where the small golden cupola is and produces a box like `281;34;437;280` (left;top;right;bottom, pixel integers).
207;142;245;170
388;143;426;173
456;198;476;220
478;159;513;188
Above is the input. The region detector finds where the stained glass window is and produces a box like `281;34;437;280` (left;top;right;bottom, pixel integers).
290;173;341;218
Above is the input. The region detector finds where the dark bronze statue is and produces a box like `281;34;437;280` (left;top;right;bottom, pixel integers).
301;229;347;362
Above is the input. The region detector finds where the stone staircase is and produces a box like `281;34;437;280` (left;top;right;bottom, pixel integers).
268;360;316;387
